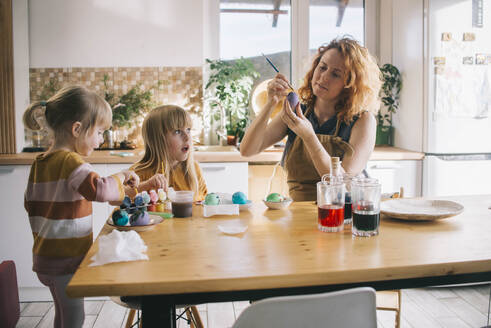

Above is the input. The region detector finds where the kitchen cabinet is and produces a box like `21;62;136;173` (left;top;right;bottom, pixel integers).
365;160;422;197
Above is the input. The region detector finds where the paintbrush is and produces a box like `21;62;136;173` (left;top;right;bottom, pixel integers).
261;53;295;91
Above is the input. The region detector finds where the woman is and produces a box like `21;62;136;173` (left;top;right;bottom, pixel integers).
240;37;382;201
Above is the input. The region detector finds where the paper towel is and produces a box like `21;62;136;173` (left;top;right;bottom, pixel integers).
89;229;149;266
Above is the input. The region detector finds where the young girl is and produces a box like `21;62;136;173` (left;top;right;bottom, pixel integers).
23;86;139;328
127;105;207;201
241;37;382;201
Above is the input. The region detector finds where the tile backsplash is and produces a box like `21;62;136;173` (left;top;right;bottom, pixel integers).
27;66;204;147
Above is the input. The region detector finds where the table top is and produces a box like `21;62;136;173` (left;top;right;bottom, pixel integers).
66;195;491;298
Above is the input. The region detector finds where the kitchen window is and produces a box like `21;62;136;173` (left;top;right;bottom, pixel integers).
206;0;377;87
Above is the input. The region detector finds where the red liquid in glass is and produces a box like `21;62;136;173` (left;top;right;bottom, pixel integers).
318;204;344;227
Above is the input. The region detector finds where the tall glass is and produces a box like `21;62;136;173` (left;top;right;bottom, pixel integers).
317;181;345;232
351;178;381;237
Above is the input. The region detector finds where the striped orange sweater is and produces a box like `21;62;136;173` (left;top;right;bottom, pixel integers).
24;150;125;275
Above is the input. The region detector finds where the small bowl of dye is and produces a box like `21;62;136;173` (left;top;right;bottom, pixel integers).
263;193;292;210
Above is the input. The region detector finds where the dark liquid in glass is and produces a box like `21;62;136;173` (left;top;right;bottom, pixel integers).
352;211;380;231
172;201;193;218
318;205;344;227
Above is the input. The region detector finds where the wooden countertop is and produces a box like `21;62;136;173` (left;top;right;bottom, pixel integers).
0;146;424;165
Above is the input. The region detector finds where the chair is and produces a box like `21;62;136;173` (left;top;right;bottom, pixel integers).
111;296;203;328
0;261;20;328
376;290;401;328
232;287;377;328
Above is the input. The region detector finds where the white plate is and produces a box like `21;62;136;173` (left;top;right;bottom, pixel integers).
107;214;164;231
380;199;464;221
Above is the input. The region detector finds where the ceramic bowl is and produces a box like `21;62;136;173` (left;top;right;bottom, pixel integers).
263;197;293;210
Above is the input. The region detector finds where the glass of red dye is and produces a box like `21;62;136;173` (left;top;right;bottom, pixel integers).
351;178;381;237
316;180;345;232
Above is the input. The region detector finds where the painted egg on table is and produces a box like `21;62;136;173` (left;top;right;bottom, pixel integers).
141;191;151;204
266;193;284;203
232;191;248;204
121;196;132;209
130;210;150;226
134;195;144;207
112;209;129;226
204;193;220;205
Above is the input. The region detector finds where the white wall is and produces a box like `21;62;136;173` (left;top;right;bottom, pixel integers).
28;0;203;68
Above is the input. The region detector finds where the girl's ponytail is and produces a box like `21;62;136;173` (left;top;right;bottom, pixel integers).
23;101;46;131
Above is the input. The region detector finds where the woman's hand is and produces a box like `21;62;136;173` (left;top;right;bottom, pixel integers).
267;73;291;104
121;170;140;188
280;98;315;140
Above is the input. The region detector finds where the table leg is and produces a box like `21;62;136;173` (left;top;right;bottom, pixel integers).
141;296;176;328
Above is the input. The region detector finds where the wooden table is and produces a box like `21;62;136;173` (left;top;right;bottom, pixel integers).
67;195;491;327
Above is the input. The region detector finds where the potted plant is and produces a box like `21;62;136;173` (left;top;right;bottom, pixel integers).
102;74;161;148
205;58;260;145
376;63;402;146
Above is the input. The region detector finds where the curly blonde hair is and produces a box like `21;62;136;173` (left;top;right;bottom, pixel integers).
298;37;382;123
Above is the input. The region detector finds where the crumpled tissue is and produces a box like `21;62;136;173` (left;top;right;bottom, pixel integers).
89;229;149;267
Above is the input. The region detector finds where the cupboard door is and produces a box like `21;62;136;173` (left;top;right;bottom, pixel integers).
365;160;422;197
199;162;248;196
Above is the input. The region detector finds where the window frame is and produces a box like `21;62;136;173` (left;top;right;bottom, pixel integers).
205;0;378;88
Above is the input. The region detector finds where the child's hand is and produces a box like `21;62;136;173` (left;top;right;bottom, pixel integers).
145;173;168;192
121;170;140;188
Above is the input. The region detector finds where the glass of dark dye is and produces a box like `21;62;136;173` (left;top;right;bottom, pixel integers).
169;190;194;218
351;178;381;237
316;179;345;232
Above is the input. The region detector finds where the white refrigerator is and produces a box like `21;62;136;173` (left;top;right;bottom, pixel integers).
423;0;491;197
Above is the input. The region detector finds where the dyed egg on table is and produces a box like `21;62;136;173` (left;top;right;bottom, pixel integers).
266;193;284;203
204;193;220;205
130;209;150;226
112;209;129;226
232;191;248;204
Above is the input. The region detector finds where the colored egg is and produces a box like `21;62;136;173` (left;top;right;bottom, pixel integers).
112;209;129;226
232;191;248;204
149;190;159;203
157;188;166;202
121;196;132;209
287;91;299;108
134;195;144;207
141;191;151;204
266;193;284;203
130;210;150;226
204;193;220;205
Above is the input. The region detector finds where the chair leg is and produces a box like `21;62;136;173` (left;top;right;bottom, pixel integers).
190;306;204;328
126;309;136;328
395;289;401;328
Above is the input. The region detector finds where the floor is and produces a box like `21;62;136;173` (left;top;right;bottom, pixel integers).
16;285;490;328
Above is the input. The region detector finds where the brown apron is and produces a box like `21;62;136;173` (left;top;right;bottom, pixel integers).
284;113;355;201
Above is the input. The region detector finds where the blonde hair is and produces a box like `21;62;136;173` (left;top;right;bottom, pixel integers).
298;37;382;123
133;105;198;194
23;85;112;138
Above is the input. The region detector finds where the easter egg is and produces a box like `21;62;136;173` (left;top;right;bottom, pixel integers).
112;209;129;226
204;193;220;205
130;210;150;226
232;191;248;204
134;195;144;207
121;196;132;209
266;193;284;203
287;91;299;108
141;191;151;204
149;189;159;203
157;188;166;202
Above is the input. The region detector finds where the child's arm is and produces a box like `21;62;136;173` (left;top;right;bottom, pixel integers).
123;173;168;198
